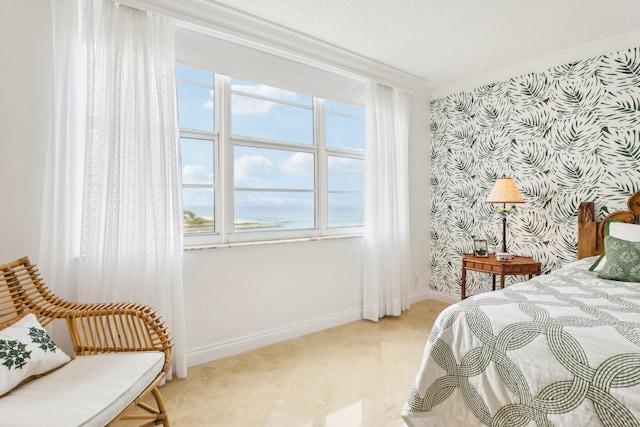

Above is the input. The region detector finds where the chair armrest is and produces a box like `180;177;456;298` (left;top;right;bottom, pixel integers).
0;257;173;375
64;302;173;371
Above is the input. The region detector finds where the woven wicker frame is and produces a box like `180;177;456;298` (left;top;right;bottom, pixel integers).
0;256;173;426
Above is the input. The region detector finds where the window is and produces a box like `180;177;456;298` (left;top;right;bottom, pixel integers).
176;65;365;244
176;65;216;234
325;101;365;228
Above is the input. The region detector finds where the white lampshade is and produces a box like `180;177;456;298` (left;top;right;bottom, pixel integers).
486;177;524;204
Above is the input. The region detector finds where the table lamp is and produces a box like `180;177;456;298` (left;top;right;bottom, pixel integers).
486;176;524;254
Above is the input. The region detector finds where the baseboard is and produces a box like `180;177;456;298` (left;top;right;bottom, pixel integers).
410;287;432;304
415;289;459;305
425;290;460;304
186;306;362;367
187;289;459;367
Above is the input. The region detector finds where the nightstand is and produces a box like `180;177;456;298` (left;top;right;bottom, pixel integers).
461;253;541;299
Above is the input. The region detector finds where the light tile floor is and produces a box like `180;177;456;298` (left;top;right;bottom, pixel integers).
159;299;450;427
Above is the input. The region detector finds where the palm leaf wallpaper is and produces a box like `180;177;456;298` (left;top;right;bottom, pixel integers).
430;47;640;297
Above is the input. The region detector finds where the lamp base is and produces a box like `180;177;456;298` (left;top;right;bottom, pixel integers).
502;215;507;253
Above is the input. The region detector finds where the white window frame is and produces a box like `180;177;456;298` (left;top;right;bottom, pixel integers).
324;103;366;230
179;69;364;247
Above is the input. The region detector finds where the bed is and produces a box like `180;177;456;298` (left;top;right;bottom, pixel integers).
401;191;640;427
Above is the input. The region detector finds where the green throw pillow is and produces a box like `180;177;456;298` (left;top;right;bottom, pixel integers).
597;235;640;282
588;218;622;272
588;253;606;272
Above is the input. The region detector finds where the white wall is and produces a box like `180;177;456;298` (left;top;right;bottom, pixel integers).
0;0;52;262
408;88;431;294
183;237;366;364
1;0;432;367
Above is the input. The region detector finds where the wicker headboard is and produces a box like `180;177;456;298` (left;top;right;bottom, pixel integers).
577;190;640;259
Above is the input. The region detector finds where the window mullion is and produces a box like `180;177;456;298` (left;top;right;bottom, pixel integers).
217;74;232;242
315;98;327;231
175;78;213;90
235;188;315;193
230;91;312;110
183;183;215;189
181;129;216;140
231;137;316;154
326;111;365;121
326;147;365;160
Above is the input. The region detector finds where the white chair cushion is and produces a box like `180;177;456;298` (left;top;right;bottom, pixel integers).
0;351;164;427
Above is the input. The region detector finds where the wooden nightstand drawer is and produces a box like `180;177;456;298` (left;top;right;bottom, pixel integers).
461;253;541;299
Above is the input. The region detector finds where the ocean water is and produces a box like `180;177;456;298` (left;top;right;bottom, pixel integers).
184;204;362;231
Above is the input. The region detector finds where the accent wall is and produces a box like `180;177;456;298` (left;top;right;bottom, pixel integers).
430;47;640;296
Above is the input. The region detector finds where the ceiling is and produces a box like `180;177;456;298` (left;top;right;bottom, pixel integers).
210;0;640;93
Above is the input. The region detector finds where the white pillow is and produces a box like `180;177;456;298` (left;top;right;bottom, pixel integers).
592;222;640;272
0;313;71;396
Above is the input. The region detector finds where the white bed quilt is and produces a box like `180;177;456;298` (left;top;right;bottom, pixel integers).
401;258;640;427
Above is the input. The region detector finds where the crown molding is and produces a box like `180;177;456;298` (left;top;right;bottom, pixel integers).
117;0;429;94
432;30;640;99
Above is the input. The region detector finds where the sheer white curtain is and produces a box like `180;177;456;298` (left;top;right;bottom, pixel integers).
41;0;187;378
363;81;411;321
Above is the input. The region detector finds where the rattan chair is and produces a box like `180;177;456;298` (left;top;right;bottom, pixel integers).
0;256;173;426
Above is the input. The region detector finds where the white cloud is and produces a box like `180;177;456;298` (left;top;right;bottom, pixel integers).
232;96;274;116
234;84;297;101
234;155;273;188
231;84;297;116
328;157;364;174
201;84;299;115
278;152;313;176
182;165;213;184
203;89;214;109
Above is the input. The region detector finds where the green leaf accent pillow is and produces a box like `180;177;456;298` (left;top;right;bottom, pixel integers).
598;235;640;282
589;220;640;272
0;313;71;396
588;219;623;272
